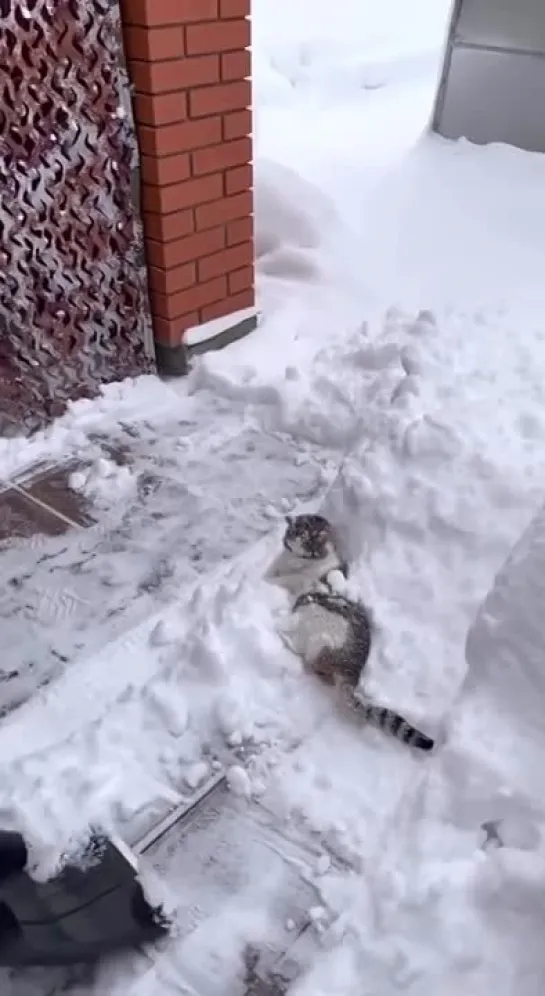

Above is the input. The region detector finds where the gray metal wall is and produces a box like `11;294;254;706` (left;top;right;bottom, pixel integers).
433;0;545;153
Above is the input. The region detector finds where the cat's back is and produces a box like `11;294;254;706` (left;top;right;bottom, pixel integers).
292;589;372;687
292;591;352;650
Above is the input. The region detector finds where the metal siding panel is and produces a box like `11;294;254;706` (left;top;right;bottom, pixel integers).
457;0;545;54
438;46;545;153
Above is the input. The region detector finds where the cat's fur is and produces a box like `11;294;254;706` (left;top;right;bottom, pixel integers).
284;589;434;752
283;514;345;566
272;515;434;753
264;514;347;597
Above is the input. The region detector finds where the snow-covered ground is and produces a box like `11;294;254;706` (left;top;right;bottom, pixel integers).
3;0;545;992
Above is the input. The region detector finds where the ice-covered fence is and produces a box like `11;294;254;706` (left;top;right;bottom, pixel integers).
0;0;154;435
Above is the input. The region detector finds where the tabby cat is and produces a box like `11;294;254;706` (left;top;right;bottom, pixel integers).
273;514;434;752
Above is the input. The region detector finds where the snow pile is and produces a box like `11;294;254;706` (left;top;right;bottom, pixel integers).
0;535;321;866
3;144;545;995
0;375;177;482
254;158;342;286
255;160;340;258
186;134;545;990
69;456;137;509
252;156;372;363
2;0;545;990
455;501;545;802
190;158;374;403
252;0;451;106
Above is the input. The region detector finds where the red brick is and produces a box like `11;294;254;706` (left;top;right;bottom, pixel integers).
185;19;250;56
190;80;250;119
200;287;254;323
196;190;252;231
153;314;199;347
219;0;250;16
138;117;222;155
226;216;253;246
129;56;218;95
148;262;196;295
142;173;223;214
221;50;251;81
198;242;253;282
146;227;225;268
225;163;252;195
124;26;184;61
223;108;251;140
228;265;253;294
151;276;227;319
133;92;187;127
191;136;250;177
121;0;217;26
143;208;194;243
140;152;190;186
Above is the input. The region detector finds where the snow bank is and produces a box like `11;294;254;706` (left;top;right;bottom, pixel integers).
186;124;545;993
255;159;340;261
190;153;376;403
252;0;451;106
0;375;177;482
251;157;359;327
456;502;545;802
0;532;331;870
2;0;545;990
69;456;137;509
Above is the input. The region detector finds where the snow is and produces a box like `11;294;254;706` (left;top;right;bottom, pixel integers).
3;0;545;992
69;455;137;508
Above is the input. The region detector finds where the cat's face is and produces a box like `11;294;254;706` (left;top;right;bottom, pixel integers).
283;514;334;560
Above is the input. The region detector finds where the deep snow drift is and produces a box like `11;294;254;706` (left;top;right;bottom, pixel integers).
3;0;545;992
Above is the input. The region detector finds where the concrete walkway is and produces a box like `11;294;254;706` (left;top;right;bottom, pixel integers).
0;389;334;718
0;388;339;995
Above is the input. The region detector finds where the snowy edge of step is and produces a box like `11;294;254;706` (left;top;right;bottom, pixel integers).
104;776;333;996
134;771;228;858
107;770;228;875
0;529;278;762
0;605;177;759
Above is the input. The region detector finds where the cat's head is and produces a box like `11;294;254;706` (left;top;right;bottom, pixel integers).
283;514;336;560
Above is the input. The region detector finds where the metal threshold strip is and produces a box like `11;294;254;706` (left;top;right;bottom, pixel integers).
106;770;325;996
454;37;545;60
112;770;228;867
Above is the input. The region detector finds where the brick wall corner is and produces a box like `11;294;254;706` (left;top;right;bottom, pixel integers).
120;0;255;372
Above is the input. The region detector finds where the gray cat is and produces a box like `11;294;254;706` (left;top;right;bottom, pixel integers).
273;515;434;753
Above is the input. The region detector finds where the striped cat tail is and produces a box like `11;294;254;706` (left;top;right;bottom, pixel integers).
356;699;434;752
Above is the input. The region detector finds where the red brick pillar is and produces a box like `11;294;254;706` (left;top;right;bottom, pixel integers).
120;0;256;375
